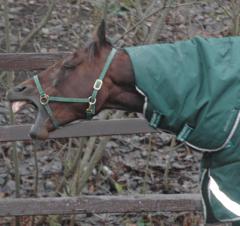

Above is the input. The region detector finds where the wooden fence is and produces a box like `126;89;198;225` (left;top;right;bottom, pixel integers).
0;53;202;217
0;194;201;217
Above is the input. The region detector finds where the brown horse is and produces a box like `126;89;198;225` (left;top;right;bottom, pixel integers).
7;21;144;139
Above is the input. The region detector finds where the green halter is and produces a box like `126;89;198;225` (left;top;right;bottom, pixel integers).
33;48;117;128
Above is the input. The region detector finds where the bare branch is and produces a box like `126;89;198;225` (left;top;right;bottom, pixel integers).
103;0;109;22
146;0;174;44
114;5;163;43
3;0;10;52
132;0;148;40
114;1;204;44
3;8;20;225
17;0;56;52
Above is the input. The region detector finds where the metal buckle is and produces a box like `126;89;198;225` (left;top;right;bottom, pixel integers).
93;79;103;90
40;94;49;105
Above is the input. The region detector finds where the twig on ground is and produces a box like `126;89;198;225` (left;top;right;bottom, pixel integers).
142;134;152;194
77;136;110;193
56;138;85;193
163;140;185;192
33;141;39;197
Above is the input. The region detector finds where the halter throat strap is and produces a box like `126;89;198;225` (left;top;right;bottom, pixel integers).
33;48;117;128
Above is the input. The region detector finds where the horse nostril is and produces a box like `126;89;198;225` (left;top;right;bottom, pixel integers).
14;85;27;92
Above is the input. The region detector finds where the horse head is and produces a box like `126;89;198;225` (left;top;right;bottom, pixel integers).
7;21;144;139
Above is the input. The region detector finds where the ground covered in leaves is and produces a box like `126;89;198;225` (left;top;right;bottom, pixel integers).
0;0;237;225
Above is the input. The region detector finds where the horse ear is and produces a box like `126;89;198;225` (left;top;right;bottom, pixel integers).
95;20;107;48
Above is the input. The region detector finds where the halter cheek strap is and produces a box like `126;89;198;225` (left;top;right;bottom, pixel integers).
33;48;117;128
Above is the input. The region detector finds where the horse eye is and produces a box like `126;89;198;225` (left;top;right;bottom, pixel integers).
63;63;75;70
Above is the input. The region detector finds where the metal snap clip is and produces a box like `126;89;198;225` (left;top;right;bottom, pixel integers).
40;94;49;105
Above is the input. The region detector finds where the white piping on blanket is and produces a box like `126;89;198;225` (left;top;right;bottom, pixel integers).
135;86;148;116
185;110;240;152
209;176;240;217
200;169;208;223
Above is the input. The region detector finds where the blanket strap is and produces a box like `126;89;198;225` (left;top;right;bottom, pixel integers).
177;124;193;142
149;111;162;128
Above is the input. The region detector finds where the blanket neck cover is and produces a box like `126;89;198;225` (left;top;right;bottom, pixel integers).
125;36;240;224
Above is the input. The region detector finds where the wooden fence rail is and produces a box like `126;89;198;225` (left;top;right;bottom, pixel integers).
0;194;201;217
0;52;69;71
0;119;156;142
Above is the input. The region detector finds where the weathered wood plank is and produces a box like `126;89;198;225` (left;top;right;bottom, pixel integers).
0;194;202;216
0;119;157;142
0;52;70;71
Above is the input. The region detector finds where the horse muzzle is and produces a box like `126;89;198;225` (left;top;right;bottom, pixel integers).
7;84;40;112
7;83;51;139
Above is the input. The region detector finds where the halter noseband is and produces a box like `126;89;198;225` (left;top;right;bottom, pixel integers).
33;48;117;128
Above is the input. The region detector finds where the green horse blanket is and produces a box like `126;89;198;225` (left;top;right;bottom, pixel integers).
125;36;240;224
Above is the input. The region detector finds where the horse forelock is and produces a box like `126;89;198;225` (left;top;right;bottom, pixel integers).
85;41;100;61
85;39;112;59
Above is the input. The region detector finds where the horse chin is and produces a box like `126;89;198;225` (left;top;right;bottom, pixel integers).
29;111;49;140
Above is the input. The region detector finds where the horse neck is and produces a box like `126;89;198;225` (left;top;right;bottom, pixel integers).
105;49;144;113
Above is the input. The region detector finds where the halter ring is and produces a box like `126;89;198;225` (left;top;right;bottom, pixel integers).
40;94;49;105
88;96;96;105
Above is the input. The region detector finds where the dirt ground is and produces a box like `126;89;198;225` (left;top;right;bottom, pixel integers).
0;0;238;225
